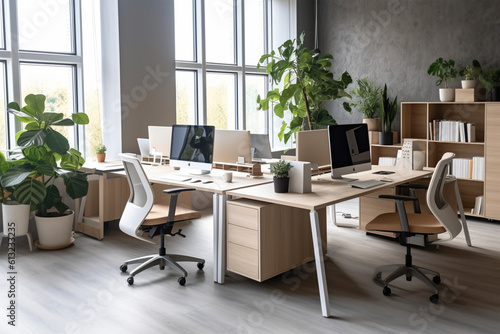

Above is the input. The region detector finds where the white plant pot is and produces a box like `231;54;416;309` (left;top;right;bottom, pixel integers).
2;203;31;236
461;80;477;89
439;88;455;102
35;211;74;248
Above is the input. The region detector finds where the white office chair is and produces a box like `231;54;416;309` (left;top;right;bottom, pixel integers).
365;152;463;303
118;154;204;285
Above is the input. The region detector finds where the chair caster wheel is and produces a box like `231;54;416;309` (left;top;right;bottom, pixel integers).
120;264;128;272
127;277;134;285
383;286;391;296
178;277;186;286
430;294;439;304
197;262;205;270
433;276;441;284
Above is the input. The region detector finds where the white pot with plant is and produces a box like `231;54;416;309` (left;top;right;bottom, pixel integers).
460;59;482;89
3;94;89;249
348;77;381;131
428;58;458;102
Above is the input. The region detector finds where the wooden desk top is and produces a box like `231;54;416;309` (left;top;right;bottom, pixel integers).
114;164;274;194
227;166;432;211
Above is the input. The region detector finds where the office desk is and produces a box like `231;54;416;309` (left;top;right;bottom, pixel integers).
113;164;274;284
227;166;433;317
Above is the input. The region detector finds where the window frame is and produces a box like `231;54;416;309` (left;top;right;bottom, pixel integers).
175;0;271;139
0;0;85;153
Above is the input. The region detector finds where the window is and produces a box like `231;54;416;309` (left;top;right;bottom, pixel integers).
174;0;274;147
0;0;102;159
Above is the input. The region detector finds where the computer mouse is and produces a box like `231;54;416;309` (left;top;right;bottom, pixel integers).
380;177;393;182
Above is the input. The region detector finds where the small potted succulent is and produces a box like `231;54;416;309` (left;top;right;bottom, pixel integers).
270;160;293;193
459;59;482;89
95;144;107;162
427;58;458;102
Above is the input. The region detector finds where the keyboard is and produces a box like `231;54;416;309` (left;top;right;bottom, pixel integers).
349;179;385;189
160;175;192;182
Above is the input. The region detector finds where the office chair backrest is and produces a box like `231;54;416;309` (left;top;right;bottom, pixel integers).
119;153;155;243
426;152;462;242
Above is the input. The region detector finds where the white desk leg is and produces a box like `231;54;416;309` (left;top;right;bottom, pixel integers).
213;193;226;284
310;209;331;317
454;181;472;246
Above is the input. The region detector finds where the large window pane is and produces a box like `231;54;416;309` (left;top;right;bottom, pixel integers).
20;64;76;147
176;70;197;125
174;0;195;61
0;2;5;49
206;72;236;129
205;0;235;64
17;0;74;53
0;63;6;151
245;0;264;66
82;0;103;160
245;74;266;133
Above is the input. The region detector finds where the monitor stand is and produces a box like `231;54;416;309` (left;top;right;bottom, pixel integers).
331;175;358;182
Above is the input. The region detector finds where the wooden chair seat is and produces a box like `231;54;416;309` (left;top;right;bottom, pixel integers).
142;204;201;226
365;212;446;235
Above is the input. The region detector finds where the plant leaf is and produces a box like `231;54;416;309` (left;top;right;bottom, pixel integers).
46;128;70;155
12;178;46;206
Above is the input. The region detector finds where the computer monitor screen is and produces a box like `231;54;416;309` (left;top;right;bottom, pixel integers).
170;125;215;174
328;123;371;180
250;134;273;160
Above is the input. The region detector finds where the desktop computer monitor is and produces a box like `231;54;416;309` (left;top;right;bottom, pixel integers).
170;125;215;174
328;123;371;180
250;134;273;160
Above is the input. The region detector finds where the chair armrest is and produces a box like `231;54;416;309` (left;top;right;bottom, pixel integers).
163;188;196;194
379;194;418;201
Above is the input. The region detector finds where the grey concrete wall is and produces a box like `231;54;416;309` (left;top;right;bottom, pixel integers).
318;0;500;132
118;0;176;154
297;0;315;49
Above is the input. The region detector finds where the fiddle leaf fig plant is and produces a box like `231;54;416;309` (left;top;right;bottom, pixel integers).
2;94;90;217
257;31;352;144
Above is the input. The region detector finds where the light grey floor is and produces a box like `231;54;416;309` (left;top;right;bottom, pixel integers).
1;199;499;334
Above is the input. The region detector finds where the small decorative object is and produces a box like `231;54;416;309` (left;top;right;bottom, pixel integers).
4;94;89;249
379;84;397;145
459;59;482;89
427;58;458;102
270;160;293;193
222;172;233;183
479;68;500;102
96;144;107;162
348;77;381;131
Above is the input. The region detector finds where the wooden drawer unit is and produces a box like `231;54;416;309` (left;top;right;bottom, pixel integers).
227;198;326;282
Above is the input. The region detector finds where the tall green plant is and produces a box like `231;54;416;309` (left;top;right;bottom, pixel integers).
1;94;89;216
380;84;397;133
257;32;352;144
347;77;381;118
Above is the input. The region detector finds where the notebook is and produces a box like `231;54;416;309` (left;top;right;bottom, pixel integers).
349;179;385;189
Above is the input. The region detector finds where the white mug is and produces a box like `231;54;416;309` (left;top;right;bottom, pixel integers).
222;172;233;183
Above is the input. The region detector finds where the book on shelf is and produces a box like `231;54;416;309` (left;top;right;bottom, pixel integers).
451;156;484;180
428;119;476;142
474;195;484;215
378;156;397;166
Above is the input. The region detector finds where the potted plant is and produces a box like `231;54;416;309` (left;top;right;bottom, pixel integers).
95;144;107;162
479;68;500;101
459;59;482;89
0;152;31;243
270;160;293;193
348;77;381;131
2;94;89;249
257;31;352;144
379;84;398;145
427;58;458;102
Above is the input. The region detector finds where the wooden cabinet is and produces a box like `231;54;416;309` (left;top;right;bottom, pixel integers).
226;199;326;282
370;102;499;221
